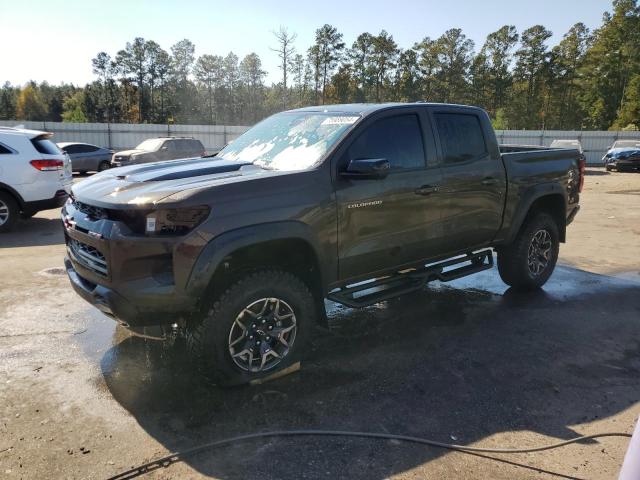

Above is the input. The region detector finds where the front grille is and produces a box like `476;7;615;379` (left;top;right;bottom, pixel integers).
72;199;108;220
68;239;108;276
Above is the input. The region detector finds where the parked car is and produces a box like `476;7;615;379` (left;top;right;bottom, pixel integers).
57;142;113;174
62;102;583;385
602;139;640;164
111;137;206;167
0;126;71;232
605;148;640;172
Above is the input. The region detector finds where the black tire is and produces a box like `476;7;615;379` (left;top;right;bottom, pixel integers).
497;213;559;291
185;270;316;386
605;165;613;172
98;161;111;172
0;192;19;233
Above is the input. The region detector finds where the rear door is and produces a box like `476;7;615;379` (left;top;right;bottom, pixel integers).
432;109;506;254
335;108;444;281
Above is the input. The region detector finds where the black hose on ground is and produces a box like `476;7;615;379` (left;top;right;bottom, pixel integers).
105;429;632;480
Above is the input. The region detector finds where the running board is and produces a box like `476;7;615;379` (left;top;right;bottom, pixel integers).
327;250;494;308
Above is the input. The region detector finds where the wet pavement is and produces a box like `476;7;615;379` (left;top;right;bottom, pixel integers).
67;264;640;479
1;169;639;479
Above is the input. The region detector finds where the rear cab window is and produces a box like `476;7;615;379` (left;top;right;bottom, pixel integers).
434;113;487;164
31;136;62;155
348;114;426;170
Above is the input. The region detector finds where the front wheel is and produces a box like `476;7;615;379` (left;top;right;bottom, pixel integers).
0;192;18;233
497;213;560;291
185;270;316;386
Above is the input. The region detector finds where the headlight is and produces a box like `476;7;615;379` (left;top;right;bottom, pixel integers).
146;207;210;235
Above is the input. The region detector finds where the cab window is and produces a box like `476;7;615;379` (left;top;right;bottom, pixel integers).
348;114;426;170
434;113;487;164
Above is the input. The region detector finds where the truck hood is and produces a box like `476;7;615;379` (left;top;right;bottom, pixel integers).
71;157;274;208
114;149;146;157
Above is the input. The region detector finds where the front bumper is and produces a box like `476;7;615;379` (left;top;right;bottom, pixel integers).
615;160;640;171
62;201;207;327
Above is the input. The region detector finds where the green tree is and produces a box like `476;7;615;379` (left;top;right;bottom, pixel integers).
580;0;640;129
115;37;148;122
613;73;640;129
510;25;552;128
481;26;519;115
62;91;87;122
395;48;421;101
240;53;267;123
0;82;18;120
349;33;375;102
546;23;590;129
15;83;47;120
371;30;399;101
313;24;345;104
194;54;224;124
434;29;474;103
414;37;439;101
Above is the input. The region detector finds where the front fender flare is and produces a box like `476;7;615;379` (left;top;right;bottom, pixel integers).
187;221;326;298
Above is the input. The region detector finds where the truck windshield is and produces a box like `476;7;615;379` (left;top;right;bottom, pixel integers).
217;112;360;171
136;138;164;151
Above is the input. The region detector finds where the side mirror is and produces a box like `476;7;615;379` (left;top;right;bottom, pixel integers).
340;158;390;180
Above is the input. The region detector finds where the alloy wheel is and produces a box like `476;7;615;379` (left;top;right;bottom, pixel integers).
228;297;297;373
527;229;552;276
0;199;9;226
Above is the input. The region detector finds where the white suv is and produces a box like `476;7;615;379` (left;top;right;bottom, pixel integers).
0;127;72;232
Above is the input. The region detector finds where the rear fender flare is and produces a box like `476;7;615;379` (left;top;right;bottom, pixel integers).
505;184;567;244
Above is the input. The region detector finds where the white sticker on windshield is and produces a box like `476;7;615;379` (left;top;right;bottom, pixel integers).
146;216;156;232
321;116;359;126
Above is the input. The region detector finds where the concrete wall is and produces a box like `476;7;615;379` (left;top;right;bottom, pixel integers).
2;120;639;165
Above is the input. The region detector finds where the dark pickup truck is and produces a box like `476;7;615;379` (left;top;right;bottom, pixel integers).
62;103;583;385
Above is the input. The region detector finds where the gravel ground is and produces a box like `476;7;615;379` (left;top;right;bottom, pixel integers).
0;168;639;480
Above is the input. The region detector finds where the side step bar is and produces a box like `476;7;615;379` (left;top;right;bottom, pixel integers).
327;250;494;308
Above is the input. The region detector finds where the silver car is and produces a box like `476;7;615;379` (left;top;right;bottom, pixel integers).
111;137;206;167
57;142;113;174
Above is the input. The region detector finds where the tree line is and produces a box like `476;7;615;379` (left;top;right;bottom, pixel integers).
1;0;639;131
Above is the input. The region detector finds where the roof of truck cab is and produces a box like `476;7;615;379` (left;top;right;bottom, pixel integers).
290;102;485;116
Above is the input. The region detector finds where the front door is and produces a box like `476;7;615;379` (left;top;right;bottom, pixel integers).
336;110;444;282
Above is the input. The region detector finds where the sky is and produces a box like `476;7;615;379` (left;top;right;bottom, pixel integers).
0;0;612;87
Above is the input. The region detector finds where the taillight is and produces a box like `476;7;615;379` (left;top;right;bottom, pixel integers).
578;157;586;192
30;159;63;171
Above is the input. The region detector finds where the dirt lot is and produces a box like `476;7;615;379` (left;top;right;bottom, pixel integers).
1;169;639;480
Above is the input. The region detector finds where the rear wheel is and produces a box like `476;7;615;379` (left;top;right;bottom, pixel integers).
98;161;111;172
497;213;559;290
185;270;315;386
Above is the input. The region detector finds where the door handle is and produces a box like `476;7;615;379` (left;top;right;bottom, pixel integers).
415;185;439;195
481;177;498;186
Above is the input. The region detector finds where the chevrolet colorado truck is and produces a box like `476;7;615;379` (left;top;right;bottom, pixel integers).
62;103;583;385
